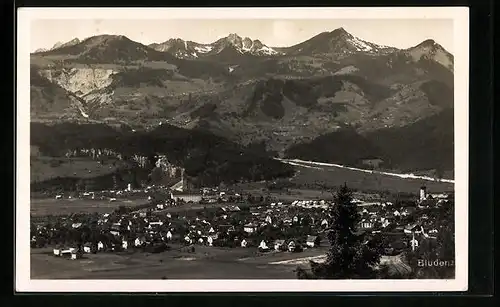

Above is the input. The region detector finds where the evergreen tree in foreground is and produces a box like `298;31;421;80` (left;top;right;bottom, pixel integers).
298;184;382;279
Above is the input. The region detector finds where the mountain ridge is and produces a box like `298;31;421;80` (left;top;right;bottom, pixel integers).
32;28;453;59
30;27;455;177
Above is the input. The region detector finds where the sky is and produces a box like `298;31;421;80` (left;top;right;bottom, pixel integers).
30;19;454;53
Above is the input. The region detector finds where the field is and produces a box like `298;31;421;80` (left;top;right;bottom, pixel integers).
30;198;149;217
288;161;454;194
30;156;122;183
31;242;410;279
31;245;330;279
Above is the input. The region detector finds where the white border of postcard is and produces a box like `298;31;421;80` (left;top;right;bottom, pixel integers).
16;7;469;292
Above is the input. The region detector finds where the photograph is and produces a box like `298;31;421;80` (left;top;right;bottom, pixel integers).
16;7;469;292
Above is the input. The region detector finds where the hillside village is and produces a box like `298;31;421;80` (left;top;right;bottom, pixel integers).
31;184;453;266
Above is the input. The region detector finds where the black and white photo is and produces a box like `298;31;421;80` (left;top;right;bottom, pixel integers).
16;7;469;292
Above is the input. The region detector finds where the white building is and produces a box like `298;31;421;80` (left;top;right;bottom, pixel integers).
135;238;143;247
420;186;427;202
258;240;269;250
243;223;257;233
241;239;248;248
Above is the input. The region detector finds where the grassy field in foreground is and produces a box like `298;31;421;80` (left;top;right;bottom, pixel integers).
31;245;330;279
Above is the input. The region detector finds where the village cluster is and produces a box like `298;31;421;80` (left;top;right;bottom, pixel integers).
31;186;453;261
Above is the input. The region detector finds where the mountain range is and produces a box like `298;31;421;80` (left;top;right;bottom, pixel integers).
30;27;455;185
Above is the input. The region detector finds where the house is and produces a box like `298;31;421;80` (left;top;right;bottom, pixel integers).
381;219;391;228
83;243;92;253
430;193;448;200
306;235;320;248
287;240;296;252
135;237;144;247
258;240;269;251
240;239;248;248
243;223;257;234
72;223;82;229
401;207;417;216
410;237;419;251
404;223;421;234
228;205;241;212
321;219;328;228
97;241;104;251
60;249;71;258
53;248;61;256
365;206;380;216
166;231;173;240
358;219;374;230
274;239;286;251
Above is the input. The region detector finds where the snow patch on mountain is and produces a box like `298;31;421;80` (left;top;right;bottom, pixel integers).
347;35;395;54
349;37;373;51
151;34;280;59
194;45;213;53
258;45;279;55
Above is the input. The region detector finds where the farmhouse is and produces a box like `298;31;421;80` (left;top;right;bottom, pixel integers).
258;240;269;251
274;239;285;251
306;235;320;248
358;219;374;230
243;223;257;233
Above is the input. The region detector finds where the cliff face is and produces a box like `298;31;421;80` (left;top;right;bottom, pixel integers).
38;67;117;103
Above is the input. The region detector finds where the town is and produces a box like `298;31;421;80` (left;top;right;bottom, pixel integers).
30;181;454;278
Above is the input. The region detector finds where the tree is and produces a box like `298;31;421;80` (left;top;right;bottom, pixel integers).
150;167;164;184
299;184;381;279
